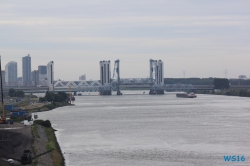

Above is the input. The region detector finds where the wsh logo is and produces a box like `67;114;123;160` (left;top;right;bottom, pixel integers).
224;155;245;162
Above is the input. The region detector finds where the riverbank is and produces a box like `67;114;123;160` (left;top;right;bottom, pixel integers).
196;89;250;97
32;120;64;166
1;99;70;165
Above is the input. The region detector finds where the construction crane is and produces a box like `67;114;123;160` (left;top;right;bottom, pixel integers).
0;56;7;124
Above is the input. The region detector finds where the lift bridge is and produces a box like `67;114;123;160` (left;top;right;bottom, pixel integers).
53;59;194;95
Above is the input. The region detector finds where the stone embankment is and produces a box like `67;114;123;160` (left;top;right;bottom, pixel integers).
33;125;53;166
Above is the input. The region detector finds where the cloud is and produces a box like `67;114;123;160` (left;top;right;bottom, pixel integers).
0;1;249;79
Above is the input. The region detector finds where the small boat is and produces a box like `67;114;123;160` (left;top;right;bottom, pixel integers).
176;92;197;98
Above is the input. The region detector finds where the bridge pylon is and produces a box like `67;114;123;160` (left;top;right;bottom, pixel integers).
149;59;164;94
112;59;122;95
99;60;112;95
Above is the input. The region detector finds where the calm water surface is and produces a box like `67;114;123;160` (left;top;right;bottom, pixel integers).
37;91;250;166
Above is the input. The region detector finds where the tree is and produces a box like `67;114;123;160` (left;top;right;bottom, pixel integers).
57;92;67;101
45;91;55;102
8;88;24;97
9;88;15;97
40;91;68;102
214;78;230;89
15;90;24;97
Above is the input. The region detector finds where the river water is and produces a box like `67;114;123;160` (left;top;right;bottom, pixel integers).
37;91;250;166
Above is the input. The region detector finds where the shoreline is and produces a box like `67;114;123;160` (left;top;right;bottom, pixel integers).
32;120;65;166
31;103;73;166
195;89;250;97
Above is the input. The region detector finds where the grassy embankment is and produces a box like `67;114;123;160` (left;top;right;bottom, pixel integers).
31;120;65;166
10;97;71;122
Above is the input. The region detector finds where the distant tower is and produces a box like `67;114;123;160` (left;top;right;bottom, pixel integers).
22;54;31;86
150;59;164;85
100;60;111;86
157;60;164;85
5;61;18;86
47;61;54;91
149;59;164;94
99;60;111;95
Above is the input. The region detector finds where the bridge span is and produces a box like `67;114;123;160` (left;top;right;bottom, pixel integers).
2;59;214;94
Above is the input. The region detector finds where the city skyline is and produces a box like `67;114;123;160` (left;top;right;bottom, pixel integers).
1;1;249;80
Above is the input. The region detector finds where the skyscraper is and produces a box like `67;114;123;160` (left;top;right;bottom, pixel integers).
31;70;39;86
5;61;18;86
22;54;31;86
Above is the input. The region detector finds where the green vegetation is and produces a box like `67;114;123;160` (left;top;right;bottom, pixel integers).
214;78;230;89
32;120;65;166
164;78;214;85
216;89;250;97
8;88;24;97
34;120;52;128
45;127;65;166
40;102;70;111
39;91;68;102
229;79;250;85
164;77;250;87
31;125;39;166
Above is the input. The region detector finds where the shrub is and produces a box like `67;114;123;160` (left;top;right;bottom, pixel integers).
34;120;51;128
45;104;56;110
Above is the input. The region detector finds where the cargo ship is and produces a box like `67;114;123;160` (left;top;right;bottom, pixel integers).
176;92;197;98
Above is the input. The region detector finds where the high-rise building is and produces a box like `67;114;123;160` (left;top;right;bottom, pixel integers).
47;61;54;91
5;61;18;86
1;70;5;87
79;74;86;81
38;65;47;86
31;70;39;86
17;77;23;86
22;54;31;86
38;66;47;74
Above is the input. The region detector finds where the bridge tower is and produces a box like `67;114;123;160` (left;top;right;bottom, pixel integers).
149;59;164;94
99;60;112;95
112;59;122;95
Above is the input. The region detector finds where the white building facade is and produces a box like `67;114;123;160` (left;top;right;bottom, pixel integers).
47;61;54;91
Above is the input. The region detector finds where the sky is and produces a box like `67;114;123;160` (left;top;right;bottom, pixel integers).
0;0;249;81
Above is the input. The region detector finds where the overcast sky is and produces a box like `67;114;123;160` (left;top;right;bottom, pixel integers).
0;0;249;81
